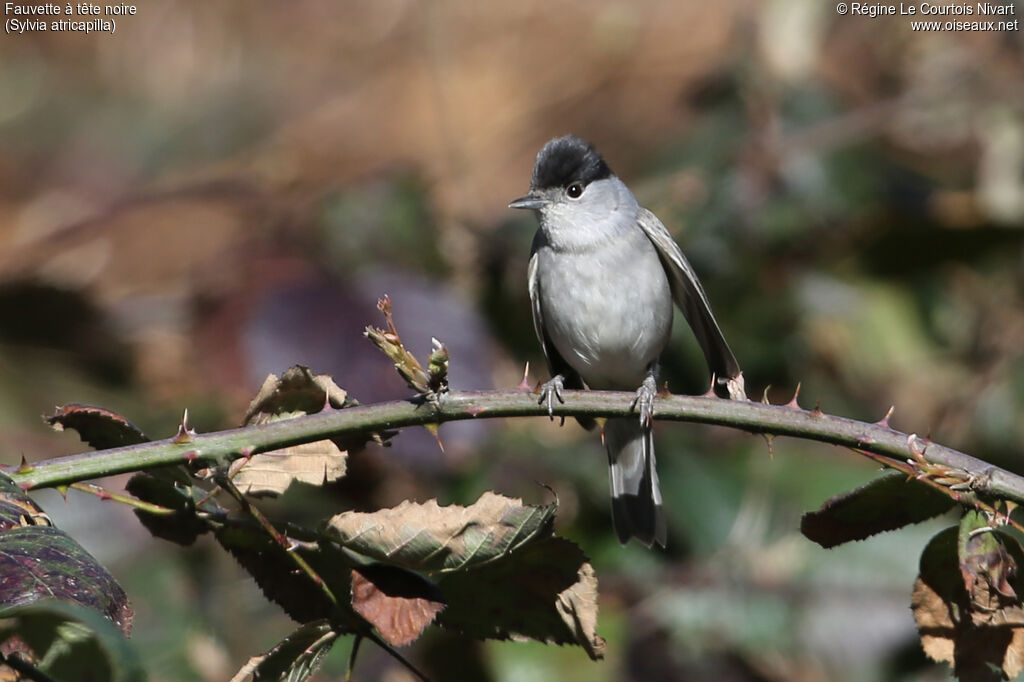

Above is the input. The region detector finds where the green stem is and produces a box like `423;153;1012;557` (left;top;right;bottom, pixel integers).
8;389;1023;505
69;482;177;515
215;473;338;607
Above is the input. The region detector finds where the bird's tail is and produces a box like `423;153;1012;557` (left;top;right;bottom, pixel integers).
603;417;666;548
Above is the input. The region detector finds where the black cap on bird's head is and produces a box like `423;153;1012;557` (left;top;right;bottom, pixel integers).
509;135;613;210
531;135;612;190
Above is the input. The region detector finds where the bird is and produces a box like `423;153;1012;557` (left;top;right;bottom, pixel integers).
509;135;745;548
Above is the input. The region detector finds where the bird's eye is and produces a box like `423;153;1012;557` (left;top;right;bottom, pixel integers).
566;183;584;199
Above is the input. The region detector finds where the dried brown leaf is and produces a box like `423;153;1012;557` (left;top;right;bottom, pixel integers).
913;523;1024;680
912;573;956;667
326;492;601;656
44;404;149;450
555;560;604;660
233;441;346;497
326;492;555;572
236;366;351;496
243;366;349;425
350;565;445;647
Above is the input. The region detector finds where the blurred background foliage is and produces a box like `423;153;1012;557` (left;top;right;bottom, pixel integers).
0;0;1022;680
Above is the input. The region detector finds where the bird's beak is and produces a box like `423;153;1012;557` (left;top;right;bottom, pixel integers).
509;191;547;210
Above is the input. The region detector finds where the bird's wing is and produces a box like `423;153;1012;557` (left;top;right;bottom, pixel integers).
529;232;596;429
636;208;745;400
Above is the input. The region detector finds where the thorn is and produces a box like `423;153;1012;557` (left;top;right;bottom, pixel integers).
227;455;249;479
322;390;335;412
238;445;255;459
656;382;671;398
762;433;775;459
424;423;444;453
875;405;895;429
811;400;822;417
517;362;532;391
467;406;486;417
183;450;199;462
761;385;772;405
786;383;802;409
16;455;34;474
907;433;927;462
703;374;718;398
97;490;112;501
56;485;69;501
174;409;197;444
1003;501;1018;521
289;538;318;551
536;481;558;500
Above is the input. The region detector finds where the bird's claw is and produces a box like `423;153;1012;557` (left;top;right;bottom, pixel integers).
631;374;658;429
538;375;566;424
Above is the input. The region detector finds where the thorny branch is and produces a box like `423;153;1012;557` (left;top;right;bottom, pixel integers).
7;387;1024;510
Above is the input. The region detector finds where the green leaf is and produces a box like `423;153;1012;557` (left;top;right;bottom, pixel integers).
0;600;145;682
436;537;604;660
426;338;449;393
125;471;219;546
215;524;359;628
800;471;955;548
0;525;133;634
249;619;337;682
0;474;131;634
0;472;52;528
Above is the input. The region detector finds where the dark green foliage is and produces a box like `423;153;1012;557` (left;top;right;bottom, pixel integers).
802;472;956;548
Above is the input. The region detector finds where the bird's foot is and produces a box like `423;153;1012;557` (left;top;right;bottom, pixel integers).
631;374;658;429
538;375;566;425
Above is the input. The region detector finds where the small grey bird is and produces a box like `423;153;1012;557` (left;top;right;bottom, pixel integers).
510;135;745;548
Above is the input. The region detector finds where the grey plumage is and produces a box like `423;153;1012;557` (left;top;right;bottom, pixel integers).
511;135;745;548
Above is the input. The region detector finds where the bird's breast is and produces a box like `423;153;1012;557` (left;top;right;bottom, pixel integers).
537;229;673;390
